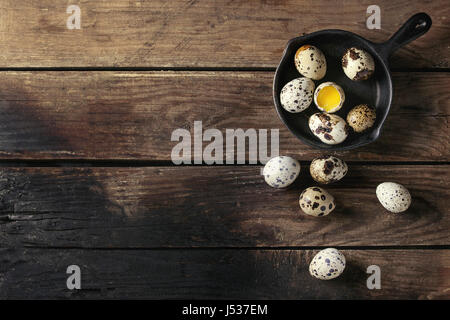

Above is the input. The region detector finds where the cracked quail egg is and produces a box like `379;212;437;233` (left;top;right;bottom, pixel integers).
310;155;348;184
376;182;412;213
280;77;315;113
314;82;345;113
309;248;346;280
294;45;327;80
299;187;335;217
263;156;300;188
342;47;375;81
309;113;350;145
347;104;376;133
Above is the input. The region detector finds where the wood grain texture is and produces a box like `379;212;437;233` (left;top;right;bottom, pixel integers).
0;71;448;161
0;248;449;299
0;0;448;68
0;165;448;248
0;0;447;301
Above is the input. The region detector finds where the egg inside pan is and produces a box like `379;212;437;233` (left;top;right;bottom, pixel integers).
314;82;345;113
273;32;384;150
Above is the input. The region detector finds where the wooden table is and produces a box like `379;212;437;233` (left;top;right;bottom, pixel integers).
0;0;448;299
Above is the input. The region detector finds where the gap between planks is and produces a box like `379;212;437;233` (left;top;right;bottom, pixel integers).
0;67;449;72
0;160;448;167
15;245;450;251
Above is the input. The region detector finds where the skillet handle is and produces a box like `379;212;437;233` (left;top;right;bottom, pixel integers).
375;13;432;61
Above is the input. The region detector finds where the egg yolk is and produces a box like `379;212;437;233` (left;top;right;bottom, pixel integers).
317;86;341;111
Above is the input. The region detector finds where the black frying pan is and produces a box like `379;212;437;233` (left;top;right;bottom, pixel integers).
273;13;432;150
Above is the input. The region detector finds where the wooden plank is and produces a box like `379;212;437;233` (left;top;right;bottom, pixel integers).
0;71;447;161
0;165;448;248
0;1;448;68
0;248;448;299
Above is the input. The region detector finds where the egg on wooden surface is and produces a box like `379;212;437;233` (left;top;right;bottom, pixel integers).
342;47;375;81
309;248;346;280
263;156;300;188
376;182;412;213
310;155;348;184
347;104;376;133
309;113;350;145
294;45;327;80
280;77;315;113
299;187;335;217
314;82;345;113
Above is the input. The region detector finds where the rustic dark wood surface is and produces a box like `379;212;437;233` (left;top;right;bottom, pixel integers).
0;248;449;299
0;0;448;300
0;71;447;161
0;0;448;68
0;166;448;248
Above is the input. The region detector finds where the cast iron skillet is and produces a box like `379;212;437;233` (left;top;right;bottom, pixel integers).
273;13;432;150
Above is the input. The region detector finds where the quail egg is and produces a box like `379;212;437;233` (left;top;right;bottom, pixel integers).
314;82;345;113
309;113;350;145
263;156;300;188
376;182;412;213
309;248;346;280
347;104;376;133
342;47;375;81
294;45;327;80
280;77;315;113
299;187;335;217
310;155;348;184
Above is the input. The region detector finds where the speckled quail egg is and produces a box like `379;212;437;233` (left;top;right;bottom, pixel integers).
310;155;348;184
299;187;335;217
263;156;300;188
342;47;375;81
309;113;350;145
280;77;315;113
376;182;412;213
314;82;345;113
347;104;376;133
294;45;327;80
309;248;346;280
